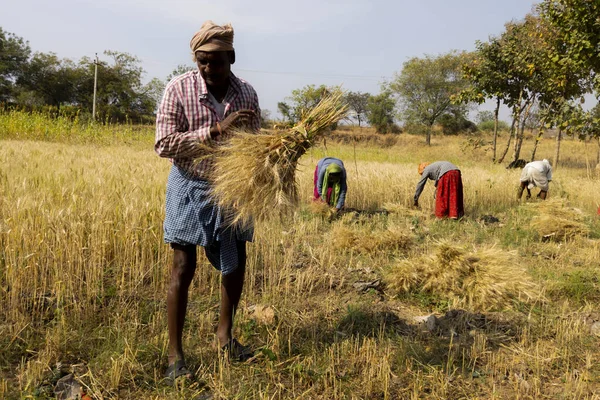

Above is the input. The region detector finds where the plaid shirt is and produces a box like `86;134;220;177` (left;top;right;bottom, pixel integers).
155;70;261;180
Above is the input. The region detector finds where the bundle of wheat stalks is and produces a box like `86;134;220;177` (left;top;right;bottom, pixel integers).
525;198;589;241
331;224;413;254
200;90;347;225
385;242;541;311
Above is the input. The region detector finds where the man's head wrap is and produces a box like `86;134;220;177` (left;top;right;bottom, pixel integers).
418;162;430;175
190;21;234;59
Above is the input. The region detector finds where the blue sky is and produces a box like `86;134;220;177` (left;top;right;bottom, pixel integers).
2;0;539;120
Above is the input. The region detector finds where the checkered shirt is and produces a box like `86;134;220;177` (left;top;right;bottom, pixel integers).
155;70;261;180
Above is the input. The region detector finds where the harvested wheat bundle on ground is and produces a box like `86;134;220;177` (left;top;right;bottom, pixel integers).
385;241;541;311
198;90;348;225
524;198;590;241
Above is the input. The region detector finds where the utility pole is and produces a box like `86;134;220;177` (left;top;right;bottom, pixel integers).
92;53;98;121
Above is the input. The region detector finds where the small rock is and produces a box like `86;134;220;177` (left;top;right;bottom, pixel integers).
591;321;600;336
413;315;437;331
54;374;83;400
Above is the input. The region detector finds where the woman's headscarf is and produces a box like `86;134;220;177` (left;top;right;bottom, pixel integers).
418;162;430;175
322;163;343;207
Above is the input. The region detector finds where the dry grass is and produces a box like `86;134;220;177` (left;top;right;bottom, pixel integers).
525;198;591;241
385;242;542;311
382;202;430;218
201;91;348;225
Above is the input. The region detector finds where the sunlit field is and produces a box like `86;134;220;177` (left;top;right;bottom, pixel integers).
1;121;600;398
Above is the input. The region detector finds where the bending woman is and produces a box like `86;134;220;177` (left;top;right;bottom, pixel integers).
313;157;347;211
414;161;464;219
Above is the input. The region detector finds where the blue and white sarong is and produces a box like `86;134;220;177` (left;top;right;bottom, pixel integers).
164;165;253;275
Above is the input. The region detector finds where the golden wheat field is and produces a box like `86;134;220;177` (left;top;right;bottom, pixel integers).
1;127;600;399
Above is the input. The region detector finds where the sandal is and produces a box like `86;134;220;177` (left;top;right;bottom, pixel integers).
221;338;254;362
164;359;193;383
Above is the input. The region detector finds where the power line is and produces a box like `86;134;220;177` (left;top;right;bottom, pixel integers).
236;68;388;82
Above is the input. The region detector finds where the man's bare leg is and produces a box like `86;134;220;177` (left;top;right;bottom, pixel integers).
538;190;548;200
167;244;197;365
216;241;246;347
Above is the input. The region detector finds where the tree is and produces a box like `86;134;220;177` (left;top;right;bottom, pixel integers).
493;18;544;164
537;0;598;168
75;51;157;122
460;38;514;161
539;0;600;93
344;91;370;127
476;110;510;132
366;90;398;134
18;52;80;110
389;51;471;145
260;109;272;128
277;101;292;122
0;27;31;103
437;111;477;135
277;84;337;124
142;77;166;112
166;64;196;82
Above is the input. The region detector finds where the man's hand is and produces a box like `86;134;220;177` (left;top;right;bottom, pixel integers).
220;109;256;133
413;201;419;208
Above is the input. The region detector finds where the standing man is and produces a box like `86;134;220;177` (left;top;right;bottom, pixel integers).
414;161;464;219
155;21;260;381
517;159;553;201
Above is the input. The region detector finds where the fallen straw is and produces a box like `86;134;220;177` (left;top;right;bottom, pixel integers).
199;89;348;225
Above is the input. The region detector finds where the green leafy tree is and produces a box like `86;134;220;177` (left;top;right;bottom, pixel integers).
539;0;600;93
460;39;514;161
277;101;292;122
166;64;196;82
437;111;477;135
0;27;31;103
389;51;471;145
366;90;398;134
143;77;166;112
278;84;336;124
536;1;597;167
18;52;80;110
75;51;156;122
476;110;510;132
344;91;371;127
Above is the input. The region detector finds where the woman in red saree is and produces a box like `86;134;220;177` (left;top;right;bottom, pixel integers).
413;161;464;219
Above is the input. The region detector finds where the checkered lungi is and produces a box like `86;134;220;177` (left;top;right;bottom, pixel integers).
164;165;253;275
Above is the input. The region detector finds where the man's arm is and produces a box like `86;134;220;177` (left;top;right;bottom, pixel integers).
154;83;214;159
